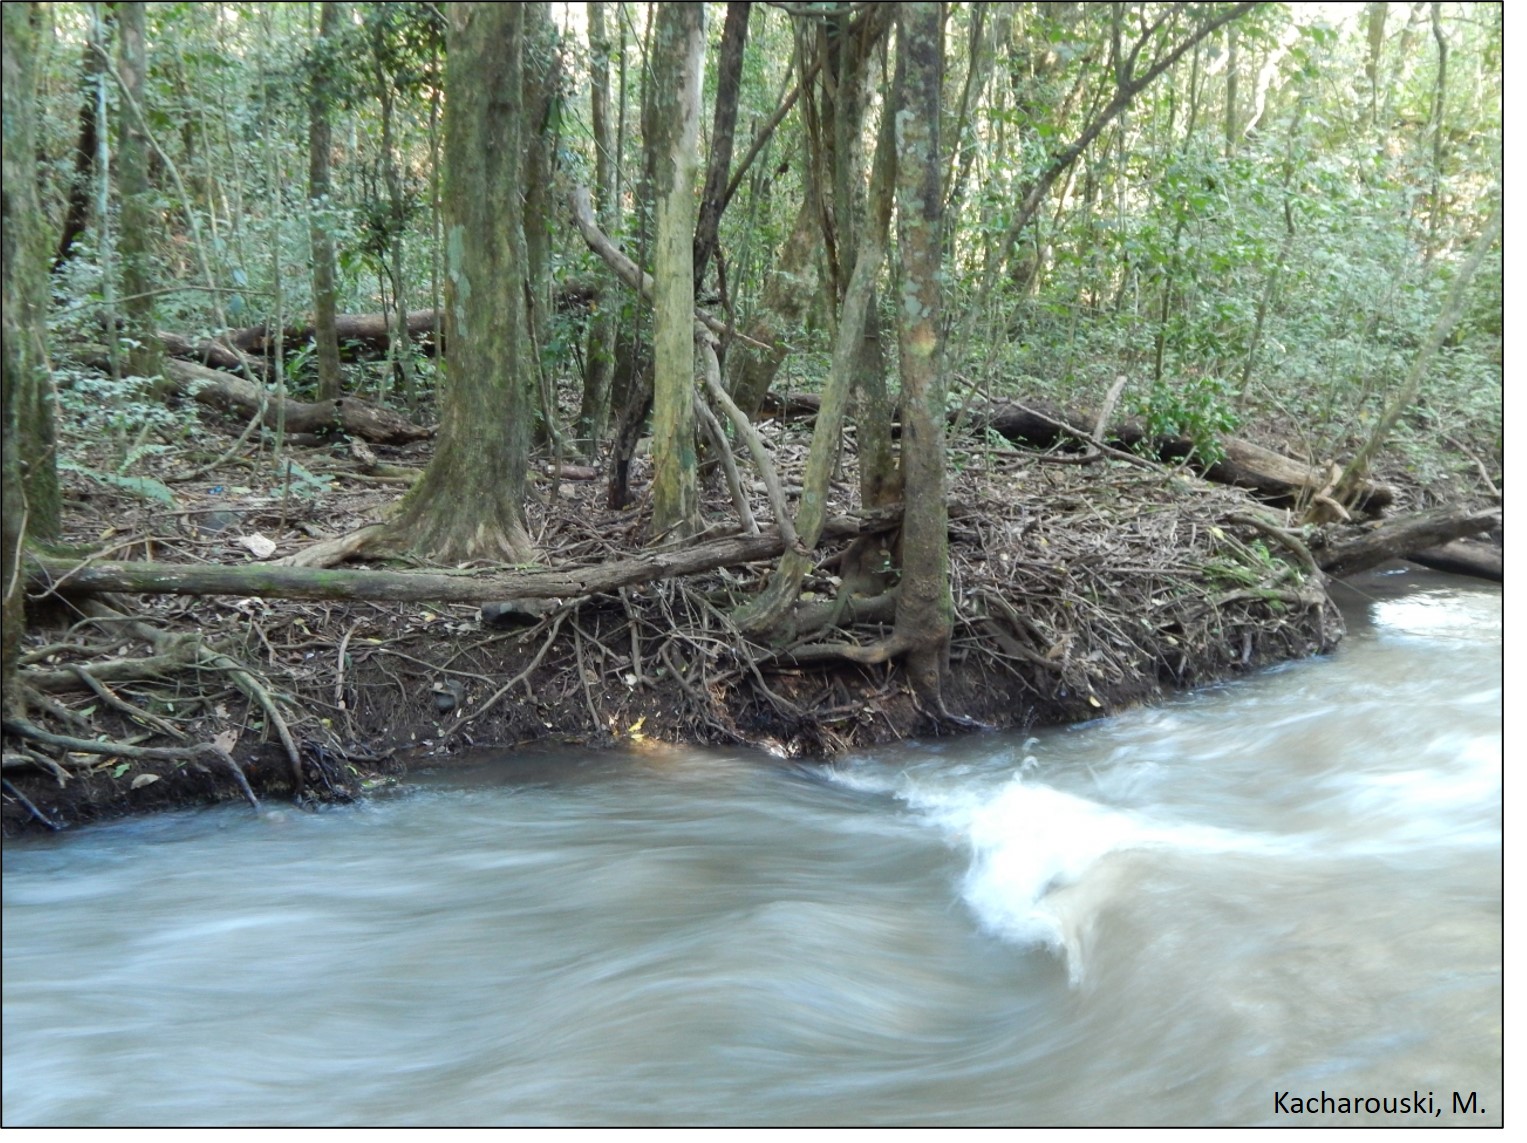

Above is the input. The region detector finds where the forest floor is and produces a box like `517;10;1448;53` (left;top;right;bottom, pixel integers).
1;397;1496;836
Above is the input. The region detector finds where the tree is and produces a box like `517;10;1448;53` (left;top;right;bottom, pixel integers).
735;9;898;637
574;0;616;451
887;0;956;713
4;0;50;708
117;1;164;385
307;0;345;403
646;2;705;541
383;2;535;563
577;0;619;451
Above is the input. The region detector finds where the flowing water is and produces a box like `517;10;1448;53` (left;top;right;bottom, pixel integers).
2;569;1502;1126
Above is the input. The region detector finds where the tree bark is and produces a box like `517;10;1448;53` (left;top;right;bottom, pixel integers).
117;2;164;385
889;1;955;711
382;3;536;562
647;2;706;541
4;2;46;713
307;1;345;402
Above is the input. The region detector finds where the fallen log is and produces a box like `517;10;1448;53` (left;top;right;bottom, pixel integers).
166;360;432;445
1403;537;1503;582
761;391;1396;517
1311;506;1501;579
26;508;902;607
222;309;441;358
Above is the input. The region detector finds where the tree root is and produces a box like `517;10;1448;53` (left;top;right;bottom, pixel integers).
2;778;62;831
2;717;261;813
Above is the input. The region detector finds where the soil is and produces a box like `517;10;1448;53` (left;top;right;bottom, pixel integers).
1;393;1488;837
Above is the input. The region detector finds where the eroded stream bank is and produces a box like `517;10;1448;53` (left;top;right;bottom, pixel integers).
1;567;1502;1126
8;457;1358;833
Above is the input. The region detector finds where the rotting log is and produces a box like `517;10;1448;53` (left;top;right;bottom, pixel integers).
1312;506;1501;579
26;508;905;607
166;360;432;444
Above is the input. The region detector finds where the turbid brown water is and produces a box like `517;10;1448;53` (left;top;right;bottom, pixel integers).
2;567;1500;1126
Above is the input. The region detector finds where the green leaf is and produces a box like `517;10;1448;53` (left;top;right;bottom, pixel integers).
59;460;178;505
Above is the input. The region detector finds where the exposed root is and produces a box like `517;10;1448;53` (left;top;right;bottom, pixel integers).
2;717;261;813
2;777;62;831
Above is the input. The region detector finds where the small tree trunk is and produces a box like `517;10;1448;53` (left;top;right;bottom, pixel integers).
646;3;705;541
1332;206;1500;507
308;1;344;402
890;1;954;710
117;1;165;385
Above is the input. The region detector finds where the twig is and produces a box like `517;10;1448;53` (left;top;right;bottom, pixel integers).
573;623;605;736
334;619;358;740
3;777;62;830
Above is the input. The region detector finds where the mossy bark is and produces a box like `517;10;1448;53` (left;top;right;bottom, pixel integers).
386;3;535;564
578;0;619;451
307;1;344;403
117;2;165;386
646;3;705;541
891;2;955;708
3;3;43;714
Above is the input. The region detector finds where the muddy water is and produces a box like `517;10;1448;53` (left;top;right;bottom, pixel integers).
2;569;1501;1126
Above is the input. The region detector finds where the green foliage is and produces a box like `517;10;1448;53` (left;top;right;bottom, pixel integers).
1140;373;1239;466
59;458;176;506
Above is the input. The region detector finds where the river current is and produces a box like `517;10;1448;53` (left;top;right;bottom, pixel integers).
2;568;1502;1126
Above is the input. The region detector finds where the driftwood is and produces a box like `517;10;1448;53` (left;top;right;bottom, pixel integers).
26;508;903;607
1311;506;1501;579
166;360;432;445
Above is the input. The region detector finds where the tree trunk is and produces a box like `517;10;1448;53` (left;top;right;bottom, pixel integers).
161;359;431;444
578;0;619;452
735;52;898;636
117;2;165;385
523;2;562;447
3;2;46;713
52;9;112;272
307;1;344;402
384;3;536;563
692;2;750;293
1312;507;1500;579
646;2;705;541
726;197;820;420
890;1;955;711
1333;205;1500;507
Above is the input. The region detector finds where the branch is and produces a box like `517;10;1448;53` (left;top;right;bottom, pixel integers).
569;186;769;350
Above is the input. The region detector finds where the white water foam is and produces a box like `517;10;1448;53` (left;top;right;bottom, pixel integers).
830;764;1291;984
